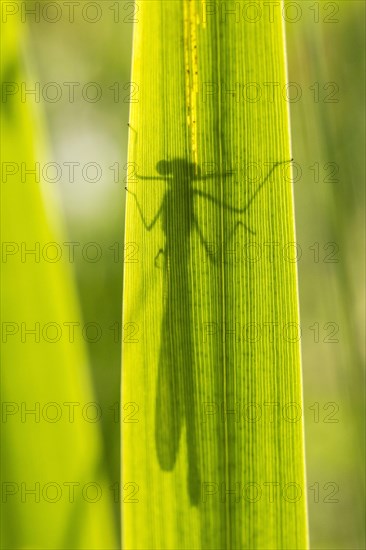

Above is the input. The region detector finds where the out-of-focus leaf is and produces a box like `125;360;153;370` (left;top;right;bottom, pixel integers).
0;16;117;550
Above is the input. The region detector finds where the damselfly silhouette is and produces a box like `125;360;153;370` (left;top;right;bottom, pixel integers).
126;151;292;506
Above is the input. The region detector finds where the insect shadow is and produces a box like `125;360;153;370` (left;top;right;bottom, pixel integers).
126;156;292;506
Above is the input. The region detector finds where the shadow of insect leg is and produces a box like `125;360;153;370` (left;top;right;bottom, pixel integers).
192;217;218;264
126;189;164;231
154;249;165;268
227;220;256;243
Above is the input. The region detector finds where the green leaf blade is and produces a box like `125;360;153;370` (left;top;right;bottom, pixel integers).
122;1;308;548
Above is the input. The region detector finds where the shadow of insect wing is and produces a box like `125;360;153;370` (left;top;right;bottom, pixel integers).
155;302;184;471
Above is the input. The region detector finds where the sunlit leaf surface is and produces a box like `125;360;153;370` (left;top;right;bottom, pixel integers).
122;1;308;548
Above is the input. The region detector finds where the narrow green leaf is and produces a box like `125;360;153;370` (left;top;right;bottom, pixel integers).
122;1;308;548
0;18;117;549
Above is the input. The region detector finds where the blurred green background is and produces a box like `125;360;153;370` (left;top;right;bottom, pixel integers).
1;1;364;549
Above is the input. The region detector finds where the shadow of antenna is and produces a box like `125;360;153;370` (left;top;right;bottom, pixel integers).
127;122;138;146
127;122;137;134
